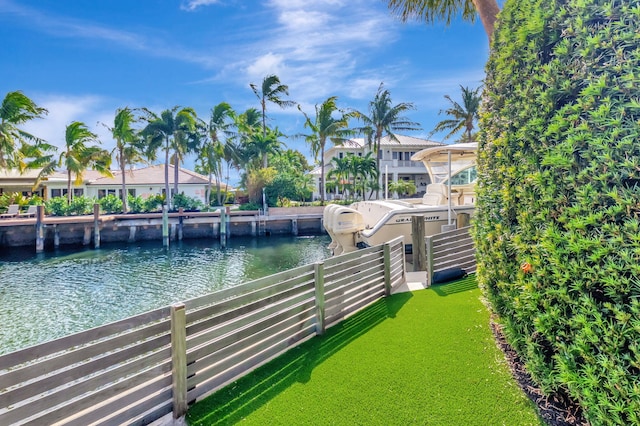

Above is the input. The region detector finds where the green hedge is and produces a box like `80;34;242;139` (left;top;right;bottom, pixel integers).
475;0;640;424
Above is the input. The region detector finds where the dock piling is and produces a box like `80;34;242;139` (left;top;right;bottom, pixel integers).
35;205;45;253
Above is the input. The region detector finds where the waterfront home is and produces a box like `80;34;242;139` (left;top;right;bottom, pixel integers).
311;135;443;200
0;164;232;203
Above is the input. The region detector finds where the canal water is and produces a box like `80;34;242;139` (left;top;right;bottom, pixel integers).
0;235;331;355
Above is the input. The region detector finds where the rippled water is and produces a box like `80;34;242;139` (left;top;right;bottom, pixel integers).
0;235;330;355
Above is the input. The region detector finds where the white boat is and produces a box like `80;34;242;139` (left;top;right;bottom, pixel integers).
323;143;478;255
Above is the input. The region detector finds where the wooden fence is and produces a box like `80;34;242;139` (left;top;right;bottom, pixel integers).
0;237;405;425
425;226;476;286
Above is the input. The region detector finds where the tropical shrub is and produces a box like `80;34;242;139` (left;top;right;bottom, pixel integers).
127;195;146;213
143;195;164;212
98;194;123;214
475;1;640;424
67;196;95;215
45;197;69;216
172;193;204;211
238;202;261;211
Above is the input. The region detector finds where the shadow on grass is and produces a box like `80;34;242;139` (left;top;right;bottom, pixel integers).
186;292;413;426
431;275;478;297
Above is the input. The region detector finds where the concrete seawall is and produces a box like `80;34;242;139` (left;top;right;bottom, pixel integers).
0;207;326;250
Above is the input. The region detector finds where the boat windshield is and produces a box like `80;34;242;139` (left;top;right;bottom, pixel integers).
427;161;476;184
442;165;477;185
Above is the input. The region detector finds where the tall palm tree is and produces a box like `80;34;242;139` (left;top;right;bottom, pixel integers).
141;107;198;206
352;83;421;199
328;155;353;199
387;0;500;38
250;74;296;137
247;127;284;169
206;102;235;205
431;85;482;142
0;91;52;171
60;121;112;203
104;107;143;213
299;96;353;205
352;152;378;200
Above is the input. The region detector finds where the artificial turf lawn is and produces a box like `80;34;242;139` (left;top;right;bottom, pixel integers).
186;276;543;425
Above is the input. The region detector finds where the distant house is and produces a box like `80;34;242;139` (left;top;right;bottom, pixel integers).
312;135;443;200
0;165;232;204
0;169;46;197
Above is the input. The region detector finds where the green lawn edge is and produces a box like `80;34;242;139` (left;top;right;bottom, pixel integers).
186;276;543;425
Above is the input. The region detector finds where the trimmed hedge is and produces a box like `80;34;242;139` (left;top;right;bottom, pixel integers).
475;0;640;424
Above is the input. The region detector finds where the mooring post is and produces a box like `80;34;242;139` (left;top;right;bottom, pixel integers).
291;218;298;236
53;224;60;248
225;207;231;240
35;205;45;253
162;205;169;247
178;207;184;241
170;303;188;418
411;216;427;272
93;203;100;249
220;207;227;248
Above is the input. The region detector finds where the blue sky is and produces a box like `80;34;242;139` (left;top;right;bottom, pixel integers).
1;0;490;182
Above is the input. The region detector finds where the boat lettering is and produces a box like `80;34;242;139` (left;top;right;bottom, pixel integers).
394;215;440;223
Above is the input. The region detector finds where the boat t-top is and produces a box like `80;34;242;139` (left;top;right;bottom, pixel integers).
323;142;478;255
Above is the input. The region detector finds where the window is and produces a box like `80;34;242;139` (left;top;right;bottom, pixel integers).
51;189;62;197
339;152;344;159
98;189;106;199
74;188;84;197
392;152;398;160
128;188;136;197
446;166;478;185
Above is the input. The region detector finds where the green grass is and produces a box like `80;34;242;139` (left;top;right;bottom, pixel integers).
186;276;543;425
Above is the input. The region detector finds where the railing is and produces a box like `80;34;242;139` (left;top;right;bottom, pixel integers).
0;237;405;425
425;226;476;286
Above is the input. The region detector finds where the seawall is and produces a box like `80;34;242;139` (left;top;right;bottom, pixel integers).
0;207;326;250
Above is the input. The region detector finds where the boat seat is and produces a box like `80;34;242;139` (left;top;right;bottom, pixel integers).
422;183;448;206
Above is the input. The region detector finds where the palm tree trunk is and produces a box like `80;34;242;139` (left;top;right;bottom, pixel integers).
320;153;325;205
67;169;72;204
206;172;212;208
173;154;180;199
472;0;500;38
120;147;127;213
164;138;170;206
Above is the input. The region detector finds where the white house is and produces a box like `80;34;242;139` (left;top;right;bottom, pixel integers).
312;135;443;200
44;164;222;203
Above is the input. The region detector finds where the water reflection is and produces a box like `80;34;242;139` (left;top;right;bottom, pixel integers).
0;235;330;355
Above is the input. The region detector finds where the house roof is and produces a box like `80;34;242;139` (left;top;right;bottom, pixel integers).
340;135;444;149
89;164;210;186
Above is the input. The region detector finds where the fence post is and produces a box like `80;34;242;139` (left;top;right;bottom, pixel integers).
425;235;435;287
411;216;427;271
162;205;169;247
171;303;188;418
314;262;326;335
383;243;392;296
178;207;184;241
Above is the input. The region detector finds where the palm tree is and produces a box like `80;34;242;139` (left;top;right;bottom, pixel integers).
328;155;353;199
60;121;112;203
431;85;482;142
250;74;296;137
387;0;500;38
206;102;235;205
352;83;421;199
104;107;143;213
0;91;53;171
352;152;378;200
247;127;284;169
141;107;198;206
299;96;353;205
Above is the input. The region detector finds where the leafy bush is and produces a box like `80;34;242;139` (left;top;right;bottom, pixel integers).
98;194;123;214
238;202;260;211
172;193;204;211
46;197;69;216
143;195;164;212
127;195;146;213
475;1;640;424
67;196;95;215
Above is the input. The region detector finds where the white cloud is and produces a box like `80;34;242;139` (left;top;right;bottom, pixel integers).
246;53;286;79
20;94;117;161
180;0;221;12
